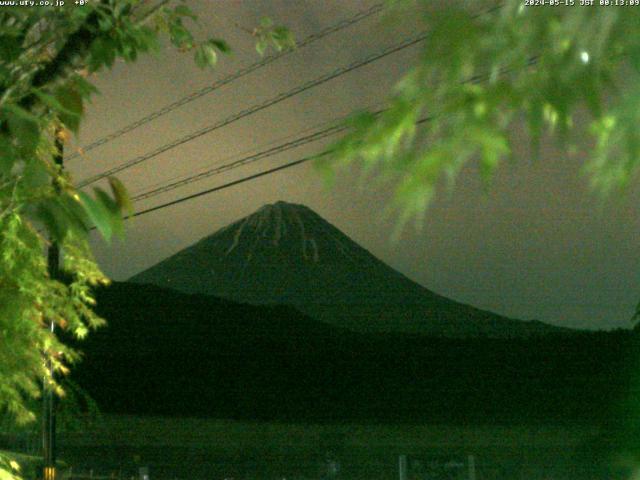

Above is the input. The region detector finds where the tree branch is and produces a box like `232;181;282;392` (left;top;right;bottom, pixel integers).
17;3;107;111
135;0;172;26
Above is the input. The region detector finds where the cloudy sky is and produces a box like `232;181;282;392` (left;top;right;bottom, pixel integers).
67;0;639;331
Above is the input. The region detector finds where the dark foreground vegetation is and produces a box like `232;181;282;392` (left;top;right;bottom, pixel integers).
72;282;640;427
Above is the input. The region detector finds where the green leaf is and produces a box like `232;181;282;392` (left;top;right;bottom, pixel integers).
114;1;132;18
59;194;92;233
55;85;84;133
174;5;197;20
209;38;230;54
69;74;99;98
37;192;94;242
31;87;83;133
256;39;267;56
3;105;40;155
97;15;113;32
0;35;22;63
194;46;207;68
0;465;20;480
131;26;159;53
260;17;274;28
94;188;124;239
20;157;50;190
108;176;133;216
78;190;113;241
169;22;194;49
32;89;67;113
37;199;72;242
271;26;295;49
88;36;117;71
0;135;15;176
202;43;217;66
580;67;602;118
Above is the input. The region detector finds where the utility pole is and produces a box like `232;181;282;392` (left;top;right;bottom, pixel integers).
43;131;63;480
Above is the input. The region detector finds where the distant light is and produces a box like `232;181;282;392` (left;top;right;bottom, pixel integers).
580;50;590;64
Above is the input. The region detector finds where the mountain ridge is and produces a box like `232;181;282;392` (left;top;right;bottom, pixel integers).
130;201;570;338
75;281;634;423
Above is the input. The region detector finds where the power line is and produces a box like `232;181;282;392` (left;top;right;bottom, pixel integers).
97;54;539;226
107;51;539;221
133;50;535;204
99;45;537;225
84;5;517;223
131;119;347;202
65;3;385;162
131;153;326;220
129;115;434;221
77;31;428;188
130;48;531;207
126;107;376;198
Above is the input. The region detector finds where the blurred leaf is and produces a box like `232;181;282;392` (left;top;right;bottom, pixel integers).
201;42;218;66
108;176;133;216
580;67;603;118
59;194;91;233
69;74;99;98
169;22;194;49
32;86;83;133
20;158;49;190
113;1;132;18
271;26;295;50
0;135;15;176
130;25;159;53
78;190;113;241
94;188;124;239
3;105;40;155
0;35;22;63
260;17;273;28
209;38;230;53
255;39;267;56
32;89;67;114
97;15;113;32
193;45;207;68
173;5;197;20
37;199;72;242
88;36;117;71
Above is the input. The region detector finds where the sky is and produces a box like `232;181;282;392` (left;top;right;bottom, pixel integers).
66;0;639;331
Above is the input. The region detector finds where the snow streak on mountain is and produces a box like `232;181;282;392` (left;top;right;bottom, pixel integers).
130;201;567;337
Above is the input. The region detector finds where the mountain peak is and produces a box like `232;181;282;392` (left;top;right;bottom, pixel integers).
253;200;320;225
263;200;307;209
130;202;569;337
211;200;360;265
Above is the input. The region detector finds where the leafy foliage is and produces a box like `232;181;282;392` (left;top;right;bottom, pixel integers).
324;1;640;229
0;452;22;480
254;17;296;56
0;3;293;475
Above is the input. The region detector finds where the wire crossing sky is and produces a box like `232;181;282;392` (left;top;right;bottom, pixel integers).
75;0;639;331
128;114;439;218
131;120;346;202
77;31;427;188
66;3;385;163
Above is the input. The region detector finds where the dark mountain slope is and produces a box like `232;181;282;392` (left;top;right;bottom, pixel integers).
71;282;637;425
130;201;567;338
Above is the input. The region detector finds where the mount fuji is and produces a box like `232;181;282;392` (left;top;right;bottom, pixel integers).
130;201;567;338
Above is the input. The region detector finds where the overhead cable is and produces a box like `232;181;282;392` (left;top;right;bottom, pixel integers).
78;31;427;188
66;3;385;161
